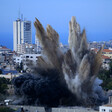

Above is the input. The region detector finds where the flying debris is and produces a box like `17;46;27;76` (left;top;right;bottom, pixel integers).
12;16;108;107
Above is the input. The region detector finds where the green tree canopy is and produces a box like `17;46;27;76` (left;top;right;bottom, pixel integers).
98;60;112;90
0;77;9;94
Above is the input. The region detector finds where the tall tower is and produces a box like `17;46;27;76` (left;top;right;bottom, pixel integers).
13;17;32;52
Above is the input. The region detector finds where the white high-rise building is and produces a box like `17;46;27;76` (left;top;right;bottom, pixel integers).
13;18;32;52
35;35;42;53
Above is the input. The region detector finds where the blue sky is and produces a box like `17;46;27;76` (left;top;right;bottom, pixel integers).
0;0;112;50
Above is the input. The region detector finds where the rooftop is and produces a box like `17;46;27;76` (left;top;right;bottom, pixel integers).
103;104;112;107
102;55;110;59
91;48;112;53
0;46;11;50
103;49;112;52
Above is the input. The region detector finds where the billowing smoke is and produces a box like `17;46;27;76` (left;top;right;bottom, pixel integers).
12;16;108;107
12;70;77;106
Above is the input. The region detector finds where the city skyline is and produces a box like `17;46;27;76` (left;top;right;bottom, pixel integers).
0;0;112;50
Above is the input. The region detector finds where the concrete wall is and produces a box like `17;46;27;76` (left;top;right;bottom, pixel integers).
0;74;19;80
8;105;99;112
52;107;98;112
8;105;45;112
100;106;112;112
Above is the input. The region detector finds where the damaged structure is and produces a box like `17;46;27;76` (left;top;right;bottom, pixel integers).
12;16;108;107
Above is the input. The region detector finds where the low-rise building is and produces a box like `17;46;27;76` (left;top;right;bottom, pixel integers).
0;46;11;53
102;55;111;70
0;73;19;80
102;49;112;59
17;43;39;54
102;55;110;63
0;54;5;63
91;48;111;70
100;105;112;112
100;96;112;112
35;35;42;53
13;54;41;71
13;54;41;65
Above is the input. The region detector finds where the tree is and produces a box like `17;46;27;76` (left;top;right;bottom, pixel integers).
0;107;15;112
0;77;9;94
0;69;2;74
15;62;23;72
98;60;112;90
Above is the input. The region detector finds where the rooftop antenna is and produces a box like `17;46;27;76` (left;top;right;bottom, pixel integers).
18;7;21;19
18;2;21;19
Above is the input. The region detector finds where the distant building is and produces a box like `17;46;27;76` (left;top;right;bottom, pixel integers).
102;49;112;59
17;43;37;54
91;48;112;59
0;54;5;63
100;96;112;112
91;48;111;70
102;55;110;63
13;54;41;65
100;105;112;112
0;46;11;53
0;73;19;80
102;55;110;70
88;40;112;50
0;46;12;64
13;54;41;71
13;17;32;52
88;41;104;49
35;35;42;53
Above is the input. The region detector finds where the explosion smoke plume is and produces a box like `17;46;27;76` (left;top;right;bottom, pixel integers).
12;17;107;107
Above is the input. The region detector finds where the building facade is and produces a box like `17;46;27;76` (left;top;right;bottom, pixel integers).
13;18;32;52
17;43;37;54
13;54;41;72
35;35;42;53
0;46;11;53
100;105;112;112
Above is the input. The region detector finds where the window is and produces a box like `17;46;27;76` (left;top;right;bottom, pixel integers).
102;52;106;54
102;109;105;112
26;56;29;58
30;56;33;58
